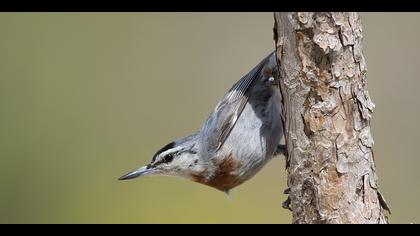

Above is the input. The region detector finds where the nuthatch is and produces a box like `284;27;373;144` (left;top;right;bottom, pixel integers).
119;51;285;194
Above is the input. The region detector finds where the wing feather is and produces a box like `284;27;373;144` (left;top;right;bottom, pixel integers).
203;51;275;152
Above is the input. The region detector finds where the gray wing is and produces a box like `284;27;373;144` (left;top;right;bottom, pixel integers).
203;51;275;152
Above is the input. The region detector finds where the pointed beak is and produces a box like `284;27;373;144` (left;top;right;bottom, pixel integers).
118;166;155;181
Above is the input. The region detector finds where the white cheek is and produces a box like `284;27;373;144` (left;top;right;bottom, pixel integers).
174;155;191;169
173;155;205;176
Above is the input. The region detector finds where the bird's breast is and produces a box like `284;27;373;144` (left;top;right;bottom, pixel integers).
190;154;243;192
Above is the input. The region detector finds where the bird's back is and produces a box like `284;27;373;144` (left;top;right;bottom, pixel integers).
195;51;283;191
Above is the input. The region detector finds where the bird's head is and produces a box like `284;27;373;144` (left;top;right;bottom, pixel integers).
119;135;205;181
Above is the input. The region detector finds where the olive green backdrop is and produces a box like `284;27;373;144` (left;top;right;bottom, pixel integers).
0;13;418;223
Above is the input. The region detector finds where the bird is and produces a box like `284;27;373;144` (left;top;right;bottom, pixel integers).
119;51;285;195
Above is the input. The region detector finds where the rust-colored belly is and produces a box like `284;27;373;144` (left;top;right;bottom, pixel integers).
191;154;243;192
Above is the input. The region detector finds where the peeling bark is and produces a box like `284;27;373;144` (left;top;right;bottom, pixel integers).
273;12;389;224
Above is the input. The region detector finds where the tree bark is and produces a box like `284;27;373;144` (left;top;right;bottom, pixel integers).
273;12;390;224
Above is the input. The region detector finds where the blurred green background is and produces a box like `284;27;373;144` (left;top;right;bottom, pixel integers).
0;13;418;224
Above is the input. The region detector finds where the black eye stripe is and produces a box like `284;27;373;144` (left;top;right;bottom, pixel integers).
152;142;175;162
164;153;174;163
150;151;177;168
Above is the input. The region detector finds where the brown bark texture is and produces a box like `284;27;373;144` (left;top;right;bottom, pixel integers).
273;12;390;224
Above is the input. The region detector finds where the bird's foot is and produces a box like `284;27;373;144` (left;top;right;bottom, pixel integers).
282;196;292;211
274;144;287;156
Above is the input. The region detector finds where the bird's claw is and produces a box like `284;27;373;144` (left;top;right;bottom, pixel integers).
282;196;292;211
274;144;287;156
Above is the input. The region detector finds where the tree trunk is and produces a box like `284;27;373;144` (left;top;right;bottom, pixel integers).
273;12;390;224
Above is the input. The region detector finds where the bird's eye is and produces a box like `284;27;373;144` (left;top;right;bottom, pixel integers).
150;152;176;168
163;154;174;163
